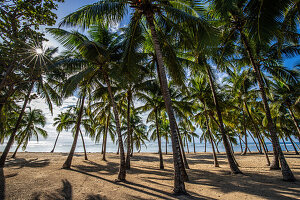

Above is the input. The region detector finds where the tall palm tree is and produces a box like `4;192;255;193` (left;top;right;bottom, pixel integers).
11;108;47;158
210;0;296;181
137;81;165;169
47;25;128;181
0;47;61;168
59;0;216;192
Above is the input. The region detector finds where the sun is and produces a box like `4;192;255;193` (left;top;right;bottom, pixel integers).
35;48;43;55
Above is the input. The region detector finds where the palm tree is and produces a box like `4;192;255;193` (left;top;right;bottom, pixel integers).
137;81;165;169
223;67;270;165
210;0;296;181
0;47;60;168
11;108;47;158
59;0;216;192
47;25;128;181
51;112;74;153
190;75;220;167
62;91;87;169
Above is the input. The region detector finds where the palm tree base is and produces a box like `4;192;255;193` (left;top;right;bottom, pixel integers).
270;165;280;170
115;179;126;183
62;163;71;169
283;177;296;182
172;189;188;196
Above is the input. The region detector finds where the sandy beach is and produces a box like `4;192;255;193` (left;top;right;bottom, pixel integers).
1;152;300;200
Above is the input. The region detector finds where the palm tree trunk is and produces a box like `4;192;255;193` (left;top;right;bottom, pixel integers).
79;129;88;160
290;136;300;150
241;134;248;155
288;135;299;155
103;71;126;181
239;136;243;153
174;122;189;181
101;132;105;154
240;31;295;180
62;95;85;169
212;139;220;153
205;65;241;174
287;106;300;137
0;81;34;168
50;132;61;153
244;102;270;165
205;114;219;167
241;110;247;155
166;137;168;155
186;137;189;153
230;139;234;153
155;109;164;169
204;138;207;152
193;137;196;153
262;136;269;152
248;131;261;152
102;113;110;161
11;138;24;159
125;89;131;170
282;138;289;152
175;123;190;170
146;13;186;193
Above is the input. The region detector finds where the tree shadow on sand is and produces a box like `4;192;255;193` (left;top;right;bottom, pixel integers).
31;179;108;200
5;158;50;169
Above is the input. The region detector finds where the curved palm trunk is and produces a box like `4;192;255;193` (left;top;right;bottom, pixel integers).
193;137;196;153
206;65;242;174
205;114;219;167
0;81;34;168
242;134;248;155
287;106;300;137
103;71;126;181
248;131;261;152
241;111;247;155
212;139;220;153
62;95;85;169
125;89;131;170
102;112;110;161
239;136;243;153
185;137;189;153
176;124;190;169
166;138;168;154
155;109;164;169
240;32;295;181
50;132;61;153
79;129;88;160
244;102;270;165
230;139;235;153
11;139;23;159
282;138;289;152
146;13;186;193
288;135;299;155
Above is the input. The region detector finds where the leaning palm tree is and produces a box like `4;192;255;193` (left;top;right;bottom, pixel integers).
11;108;47;158
51;112;74;153
0;47;61;167
58;0;215;193
210;0;297;181
47;25;127;181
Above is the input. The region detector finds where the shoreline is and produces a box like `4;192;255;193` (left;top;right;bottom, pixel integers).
2;152;300;199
